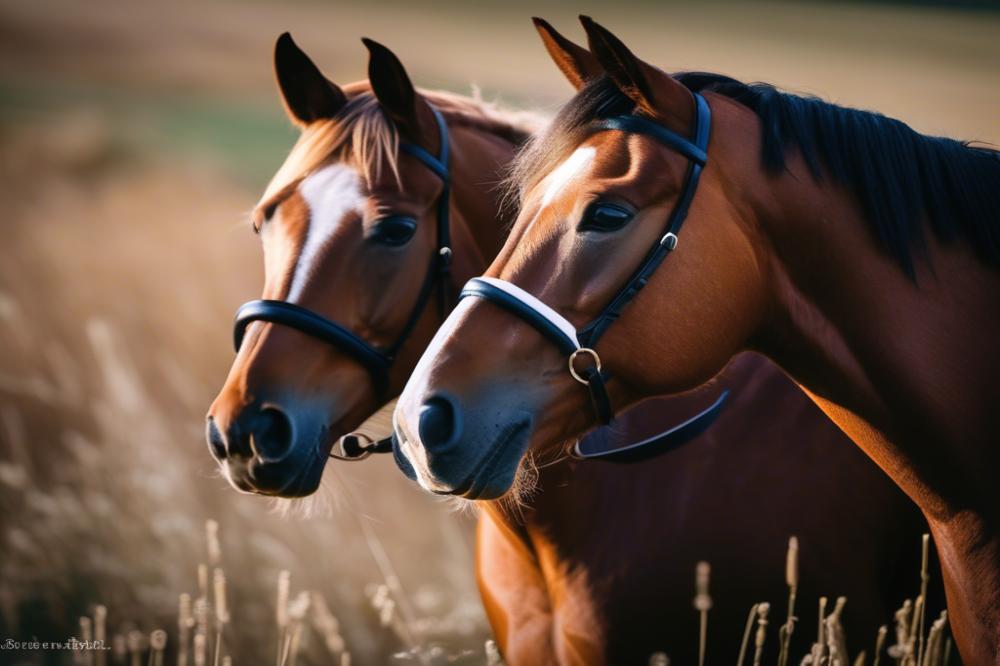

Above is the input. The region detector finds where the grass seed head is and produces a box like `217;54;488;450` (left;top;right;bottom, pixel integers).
206;520;221;566
276;570;291;629
213;568;230;625
786;536;799;588
150;629;167;651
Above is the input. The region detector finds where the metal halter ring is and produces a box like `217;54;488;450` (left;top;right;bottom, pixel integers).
568;347;603;385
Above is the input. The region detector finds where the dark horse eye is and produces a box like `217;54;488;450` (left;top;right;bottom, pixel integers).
371;215;418;246
578;202;634;233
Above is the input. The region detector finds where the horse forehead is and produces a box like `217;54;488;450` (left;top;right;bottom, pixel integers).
298;162;366;220
284;162;365;302
540;146;597;206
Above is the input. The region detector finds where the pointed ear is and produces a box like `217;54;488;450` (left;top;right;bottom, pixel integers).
274;32;347;126
532;17;602;91
579;16;693;129
363;38;437;142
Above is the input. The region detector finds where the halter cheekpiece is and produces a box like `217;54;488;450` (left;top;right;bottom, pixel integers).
459;93;729;455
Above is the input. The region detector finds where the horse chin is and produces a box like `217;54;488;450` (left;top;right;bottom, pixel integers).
393;417;533;501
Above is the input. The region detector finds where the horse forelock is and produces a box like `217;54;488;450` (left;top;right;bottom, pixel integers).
256;88;541;225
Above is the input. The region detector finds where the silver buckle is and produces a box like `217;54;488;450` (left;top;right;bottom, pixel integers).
660;232;678;250
568;347;602;385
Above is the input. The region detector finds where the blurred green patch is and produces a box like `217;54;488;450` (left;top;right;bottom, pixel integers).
0;79;296;190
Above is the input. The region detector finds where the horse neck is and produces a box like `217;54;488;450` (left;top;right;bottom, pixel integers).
750;151;1000;663
446;121;522;281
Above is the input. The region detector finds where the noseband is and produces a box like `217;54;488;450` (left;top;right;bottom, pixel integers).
231;106;453;457
460;93;728;457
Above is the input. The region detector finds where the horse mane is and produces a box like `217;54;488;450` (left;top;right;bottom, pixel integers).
257;88;541;218
507;74;1000;275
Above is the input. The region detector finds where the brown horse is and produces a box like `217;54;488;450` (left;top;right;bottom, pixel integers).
206;34;526;496
392;16;999;663
206;34;932;664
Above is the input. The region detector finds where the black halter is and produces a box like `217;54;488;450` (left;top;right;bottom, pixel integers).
459;93;728;455
232;106;452;417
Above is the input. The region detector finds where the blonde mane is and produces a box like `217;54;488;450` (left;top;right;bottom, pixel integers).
257;88;545;216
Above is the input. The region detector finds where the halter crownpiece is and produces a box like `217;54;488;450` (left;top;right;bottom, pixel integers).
232;105;453;458
458;92;729;459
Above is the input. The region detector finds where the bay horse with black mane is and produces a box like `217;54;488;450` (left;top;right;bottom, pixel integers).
206;33;934;664
392;16;1000;663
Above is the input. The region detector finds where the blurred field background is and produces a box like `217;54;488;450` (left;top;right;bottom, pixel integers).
0;0;997;663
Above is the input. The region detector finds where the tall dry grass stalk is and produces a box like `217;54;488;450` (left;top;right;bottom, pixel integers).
79;615;94;666
128;630;145;666
874;625;888;666
825;597;849;665
778;536;799;666
193;633;207;666
275;570;291;666
737;603;759;666
282;591;311;666
178;593;194;666
485;639;503;666
213;568;229;666
752;602;770;666
206;520;222;567
693;561;711;666
311;592;346;658
149;629;167;666
95;605;108;666
916;534;930;666
891;598;914;663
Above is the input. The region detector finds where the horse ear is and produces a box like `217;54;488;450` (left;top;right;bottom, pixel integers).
363;38;437;142
579;16;693;128
532;17;602;91
274;32;347;126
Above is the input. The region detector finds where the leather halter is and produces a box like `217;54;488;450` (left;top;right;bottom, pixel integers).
459;93;729;455
232;106;452;415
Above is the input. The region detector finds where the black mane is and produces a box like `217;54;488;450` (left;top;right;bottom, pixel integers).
510;73;1000;275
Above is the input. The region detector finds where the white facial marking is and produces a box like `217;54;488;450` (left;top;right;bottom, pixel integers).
287;163;365;302
541;146;596;206
394;299;479;487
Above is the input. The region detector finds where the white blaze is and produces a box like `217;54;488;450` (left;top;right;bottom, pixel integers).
541;146;596;206
287;163;365;302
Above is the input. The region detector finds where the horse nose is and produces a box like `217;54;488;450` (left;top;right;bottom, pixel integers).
248;406;294;463
206;417;227;461
205;406;294;463
418;393;461;450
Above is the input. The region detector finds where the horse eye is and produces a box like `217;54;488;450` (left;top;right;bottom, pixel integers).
371;215;418;246
578;202;634;233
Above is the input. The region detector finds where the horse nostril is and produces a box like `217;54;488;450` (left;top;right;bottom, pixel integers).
206;417;227;461
251;407;294;463
418;394;461;449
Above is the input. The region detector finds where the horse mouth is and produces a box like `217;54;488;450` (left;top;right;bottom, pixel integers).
443;418;532;500
228;433;331;498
